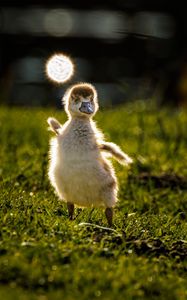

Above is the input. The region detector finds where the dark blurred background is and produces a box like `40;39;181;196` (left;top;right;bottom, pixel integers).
0;0;187;108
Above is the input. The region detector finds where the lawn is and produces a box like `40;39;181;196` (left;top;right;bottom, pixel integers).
0;102;187;300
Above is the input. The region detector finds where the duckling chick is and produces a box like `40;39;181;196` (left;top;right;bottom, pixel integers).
47;83;133;226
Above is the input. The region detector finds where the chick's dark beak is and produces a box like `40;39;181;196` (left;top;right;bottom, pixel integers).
79;101;94;114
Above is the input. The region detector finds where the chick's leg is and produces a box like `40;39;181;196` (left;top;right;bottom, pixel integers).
105;207;113;227
67;202;74;220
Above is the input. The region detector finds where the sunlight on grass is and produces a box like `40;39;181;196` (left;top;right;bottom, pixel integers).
0;103;187;300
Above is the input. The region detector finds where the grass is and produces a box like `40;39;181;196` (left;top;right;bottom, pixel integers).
0;101;187;300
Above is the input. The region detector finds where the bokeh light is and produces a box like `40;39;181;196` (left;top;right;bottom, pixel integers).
46;54;74;83
44;9;73;37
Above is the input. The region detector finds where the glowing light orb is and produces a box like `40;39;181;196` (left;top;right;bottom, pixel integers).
46;54;74;83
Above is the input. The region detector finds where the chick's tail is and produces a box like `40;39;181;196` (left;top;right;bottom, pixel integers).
100;142;133;166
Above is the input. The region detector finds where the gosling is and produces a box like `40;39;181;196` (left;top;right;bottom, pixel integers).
47;83;133;226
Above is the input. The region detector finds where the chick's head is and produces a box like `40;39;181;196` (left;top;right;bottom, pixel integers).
63;83;99;118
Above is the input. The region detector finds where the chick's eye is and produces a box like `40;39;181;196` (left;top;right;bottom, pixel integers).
74;98;79;103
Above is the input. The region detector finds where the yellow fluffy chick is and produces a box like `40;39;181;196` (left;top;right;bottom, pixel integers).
47;83;133;226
